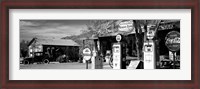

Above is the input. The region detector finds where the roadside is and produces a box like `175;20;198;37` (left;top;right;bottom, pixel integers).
20;62;112;69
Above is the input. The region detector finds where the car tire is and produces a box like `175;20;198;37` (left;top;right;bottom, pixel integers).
43;59;50;64
23;60;29;65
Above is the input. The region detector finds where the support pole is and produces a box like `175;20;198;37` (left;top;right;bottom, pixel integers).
173;52;176;69
86;60;88;69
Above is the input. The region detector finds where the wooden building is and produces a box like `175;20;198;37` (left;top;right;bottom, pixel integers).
27;38;80;62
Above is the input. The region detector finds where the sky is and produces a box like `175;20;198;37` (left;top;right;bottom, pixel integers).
20;20;90;41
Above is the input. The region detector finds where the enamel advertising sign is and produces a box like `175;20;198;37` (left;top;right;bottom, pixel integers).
165;31;180;52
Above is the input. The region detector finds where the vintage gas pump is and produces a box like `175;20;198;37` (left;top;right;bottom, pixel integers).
143;40;156;69
112;34;126;69
143;25;156;69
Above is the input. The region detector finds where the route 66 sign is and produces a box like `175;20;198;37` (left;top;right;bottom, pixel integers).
165;31;180;52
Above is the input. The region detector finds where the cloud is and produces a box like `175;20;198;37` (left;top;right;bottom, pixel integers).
20;21;40;27
55;25;87;35
20;20;88;41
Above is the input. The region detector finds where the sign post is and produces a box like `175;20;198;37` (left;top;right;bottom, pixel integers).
83;48;92;69
172;52;176;69
165;31;180;69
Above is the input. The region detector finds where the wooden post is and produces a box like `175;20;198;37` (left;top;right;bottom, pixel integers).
86;60;88;69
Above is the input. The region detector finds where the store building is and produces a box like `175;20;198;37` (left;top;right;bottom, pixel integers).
96;20;180;69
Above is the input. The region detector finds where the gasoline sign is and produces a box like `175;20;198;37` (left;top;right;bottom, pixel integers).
165;31;180;52
83;48;92;60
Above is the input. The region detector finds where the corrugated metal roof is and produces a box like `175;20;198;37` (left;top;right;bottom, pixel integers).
30;38;80;46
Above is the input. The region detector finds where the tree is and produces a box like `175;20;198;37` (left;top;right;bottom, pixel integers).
133;20;142;60
86;20;119;36
20;40;29;57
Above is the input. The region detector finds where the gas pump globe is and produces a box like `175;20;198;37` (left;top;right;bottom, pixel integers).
147;25;156;40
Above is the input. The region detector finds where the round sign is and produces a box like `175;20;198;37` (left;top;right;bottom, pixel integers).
147;25;156;40
83;48;91;60
116;34;122;42
165;31;180;52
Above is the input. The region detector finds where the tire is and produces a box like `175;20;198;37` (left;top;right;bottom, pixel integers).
23;60;29;65
43;59;50;64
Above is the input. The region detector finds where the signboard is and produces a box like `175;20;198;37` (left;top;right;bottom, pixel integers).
83;48;91;60
165;31;180;52
118;20;134;32
160;24;174;30
116;34;122;42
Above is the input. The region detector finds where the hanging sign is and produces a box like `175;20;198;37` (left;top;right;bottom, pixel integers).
165;31;180;52
160;24;174;30
118;20;134;32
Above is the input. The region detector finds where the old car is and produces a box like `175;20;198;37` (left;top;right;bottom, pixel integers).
22;52;52;64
